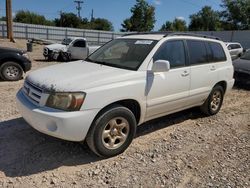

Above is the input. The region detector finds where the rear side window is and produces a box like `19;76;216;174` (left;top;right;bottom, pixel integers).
186;40;207;65
154;40;186;68
209;42;226;62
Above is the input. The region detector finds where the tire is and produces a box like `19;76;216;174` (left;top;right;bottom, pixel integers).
0;61;23;81
86;105;137;157
200;85;224;116
59;52;71;62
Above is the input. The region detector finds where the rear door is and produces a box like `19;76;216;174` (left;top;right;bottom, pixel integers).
68;40;88;60
187;40;226;105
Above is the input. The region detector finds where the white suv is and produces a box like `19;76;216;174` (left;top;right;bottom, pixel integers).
225;42;243;60
16;33;235;157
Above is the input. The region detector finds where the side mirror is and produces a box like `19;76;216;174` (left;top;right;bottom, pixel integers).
152;60;170;72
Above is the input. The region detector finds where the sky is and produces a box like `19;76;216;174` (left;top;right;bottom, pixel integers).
0;0;223;31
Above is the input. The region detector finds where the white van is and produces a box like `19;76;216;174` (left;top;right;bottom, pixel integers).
16;33;235;157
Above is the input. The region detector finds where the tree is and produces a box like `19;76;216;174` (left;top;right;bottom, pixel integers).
121;0;155;32
54;12;81;28
220;0;250;30
172;18;187;31
189;6;221;31
54;12;113;31
0;17;6;21
84;18;114;31
160;18;187;31
121;18;133;32
14;10;54;26
159;21;172;31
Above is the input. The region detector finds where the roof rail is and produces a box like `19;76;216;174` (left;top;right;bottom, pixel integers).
122;31;221;41
165;32;221;40
122;31;172;37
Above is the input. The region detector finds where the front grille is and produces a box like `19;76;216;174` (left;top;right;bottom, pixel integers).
43;48;49;56
23;80;43;105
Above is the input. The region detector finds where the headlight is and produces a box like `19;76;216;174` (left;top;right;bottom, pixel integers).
46;92;86;111
22;53;30;59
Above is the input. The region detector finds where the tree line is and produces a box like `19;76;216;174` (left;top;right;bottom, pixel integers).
123;0;250;32
0;10;114;31
0;0;249;32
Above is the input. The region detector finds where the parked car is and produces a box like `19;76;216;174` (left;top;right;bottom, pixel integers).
225;42;244;60
16;33;234;157
0;47;31;81
43;37;100;61
233;49;250;84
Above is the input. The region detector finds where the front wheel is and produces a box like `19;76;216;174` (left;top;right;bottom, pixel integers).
200;85;224;116
86;105;137;157
0;62;23;81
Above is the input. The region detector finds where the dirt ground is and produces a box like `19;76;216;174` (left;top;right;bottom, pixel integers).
0;39;249;188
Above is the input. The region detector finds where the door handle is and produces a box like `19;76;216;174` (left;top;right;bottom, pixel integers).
210;66;216;71
181;71;189;77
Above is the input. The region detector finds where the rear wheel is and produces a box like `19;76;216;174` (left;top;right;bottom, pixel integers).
200;85;224;116
0;61;23;81
86;105;137;157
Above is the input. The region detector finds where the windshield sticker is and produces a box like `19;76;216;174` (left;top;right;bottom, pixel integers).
135;40;153;45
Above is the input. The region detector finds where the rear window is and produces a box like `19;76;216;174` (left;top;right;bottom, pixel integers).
209;42;226;62
228;44;241;50
186;40;207;65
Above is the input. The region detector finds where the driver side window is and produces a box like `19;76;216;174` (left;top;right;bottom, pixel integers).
73;40;86;48
154;40;186;68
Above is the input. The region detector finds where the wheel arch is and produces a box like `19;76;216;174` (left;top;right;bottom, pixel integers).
214;81;227;93
93;99;142;125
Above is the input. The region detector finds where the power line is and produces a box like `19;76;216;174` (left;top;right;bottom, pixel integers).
74;0;83;18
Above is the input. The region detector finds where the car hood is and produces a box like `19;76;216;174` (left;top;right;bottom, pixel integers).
233;58;250;73
0;47;25;54
45;43;67;52
26;61;142;92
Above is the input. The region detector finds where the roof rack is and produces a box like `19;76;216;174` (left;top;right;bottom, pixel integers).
122;32;221;40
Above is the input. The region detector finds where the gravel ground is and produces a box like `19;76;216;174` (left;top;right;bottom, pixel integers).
0;39;249;188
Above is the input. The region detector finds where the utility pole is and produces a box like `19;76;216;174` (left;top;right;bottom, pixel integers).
59;10;63;27
91;9;94;22
74;0;83;18
6;0;14;42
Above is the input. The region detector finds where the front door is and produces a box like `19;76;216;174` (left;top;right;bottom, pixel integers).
146;40;190;120
69;40;88;60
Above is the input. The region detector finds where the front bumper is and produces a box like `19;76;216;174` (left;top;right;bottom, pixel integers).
226;79;235;93
23;60;32;72
16;90;99;142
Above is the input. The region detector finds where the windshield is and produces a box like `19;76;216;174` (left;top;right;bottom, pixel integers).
62;38;73;45
241;50;250;61
86;39;157;70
